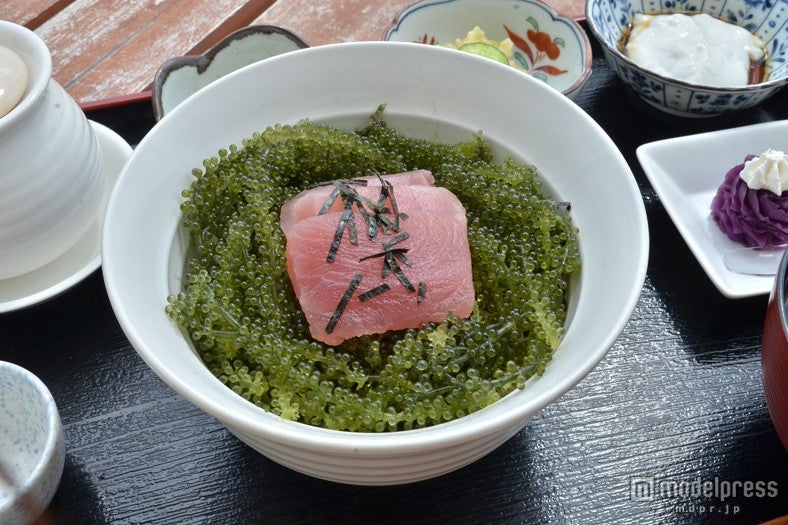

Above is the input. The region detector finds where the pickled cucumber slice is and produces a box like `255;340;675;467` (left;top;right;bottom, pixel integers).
458;42;509;65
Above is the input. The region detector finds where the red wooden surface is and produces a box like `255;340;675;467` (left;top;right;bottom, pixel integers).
254;0;585;45
1;0;585;105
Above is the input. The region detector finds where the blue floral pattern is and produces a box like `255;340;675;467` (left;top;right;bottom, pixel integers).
586;0;788;116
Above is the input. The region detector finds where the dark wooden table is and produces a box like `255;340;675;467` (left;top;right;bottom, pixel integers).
2;31;788;525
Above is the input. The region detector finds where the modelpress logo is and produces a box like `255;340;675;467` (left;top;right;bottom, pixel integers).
630;476;779;503
630;477;656;502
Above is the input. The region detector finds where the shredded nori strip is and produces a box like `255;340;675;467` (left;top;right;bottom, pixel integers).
417;281;427;303
326;273;363;333
393;249;413;267
310;178;368;189
322;178;411;255
359;247;409;262
358;283;391;302
385;252;416;292
375;181;387;209
358;206;377;240
381;179;402;231
346;206;358;245
327;200;354;263
383;232;409;250
376;213;397;235
318;186;341;215
319;176;419;299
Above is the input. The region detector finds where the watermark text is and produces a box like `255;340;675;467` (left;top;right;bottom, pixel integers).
630;476;779;503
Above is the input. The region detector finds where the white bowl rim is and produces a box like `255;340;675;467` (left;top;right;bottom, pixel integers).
104;41;649;454
584;1;788;92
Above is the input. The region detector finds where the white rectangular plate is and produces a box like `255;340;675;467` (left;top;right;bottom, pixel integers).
637;120;788;299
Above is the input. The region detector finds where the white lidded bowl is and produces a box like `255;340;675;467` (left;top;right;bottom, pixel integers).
102;42;648;485
0;21;103;279
0;361;64;524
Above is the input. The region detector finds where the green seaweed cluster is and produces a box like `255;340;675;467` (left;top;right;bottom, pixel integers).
166;108;580;432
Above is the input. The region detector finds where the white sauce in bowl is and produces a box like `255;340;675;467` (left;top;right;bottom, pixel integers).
624;13;766;87
0;45;28;117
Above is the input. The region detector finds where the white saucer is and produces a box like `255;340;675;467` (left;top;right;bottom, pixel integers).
637;120;788;299
0;121;133;313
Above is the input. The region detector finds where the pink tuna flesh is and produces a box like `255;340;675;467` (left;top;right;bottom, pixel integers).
280;170;434;232
280;171;474;346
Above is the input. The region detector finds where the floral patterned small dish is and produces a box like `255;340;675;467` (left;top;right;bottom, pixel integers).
0;361;64;525
586;0;788;117
153;25;308;120
384;0;592;99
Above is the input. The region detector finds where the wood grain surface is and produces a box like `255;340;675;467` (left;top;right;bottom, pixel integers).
2;0;71;29
2;0;585;105
32;0;275;104
252;0;585;45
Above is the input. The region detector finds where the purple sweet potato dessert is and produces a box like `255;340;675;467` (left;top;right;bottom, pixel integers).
711;155;788;249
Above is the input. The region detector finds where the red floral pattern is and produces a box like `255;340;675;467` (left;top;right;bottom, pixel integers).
417;17;567;80
505;17;567;77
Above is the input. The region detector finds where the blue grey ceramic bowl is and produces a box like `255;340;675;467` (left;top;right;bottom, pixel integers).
153;25;308;120
585;0;788;117
0;361;64;525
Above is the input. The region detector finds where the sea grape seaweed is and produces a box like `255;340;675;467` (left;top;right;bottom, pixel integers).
166;107;580;432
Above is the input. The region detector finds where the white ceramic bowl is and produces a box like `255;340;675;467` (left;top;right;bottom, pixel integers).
585;0;788;117
0;361;64;525
102;42;648;485
384;0;592;99
0;21;104;279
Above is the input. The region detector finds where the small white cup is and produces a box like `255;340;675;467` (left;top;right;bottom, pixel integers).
0;361;64;525
0;21;103;280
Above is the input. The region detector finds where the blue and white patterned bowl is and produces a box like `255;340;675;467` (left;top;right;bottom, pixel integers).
586;0;788;117
0;361;64;525
384;0;593;99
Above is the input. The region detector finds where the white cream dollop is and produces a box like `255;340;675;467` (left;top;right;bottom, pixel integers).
740;149;788;195
625;13;765;87
0;44;28;118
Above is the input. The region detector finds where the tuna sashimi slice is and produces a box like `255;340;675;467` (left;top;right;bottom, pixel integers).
281;185;465;238
280;170;434;232
281;179;474;346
